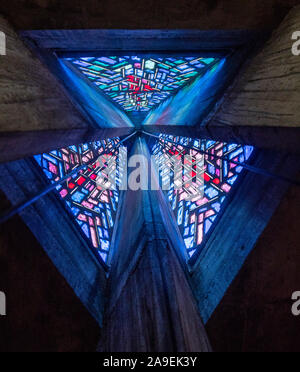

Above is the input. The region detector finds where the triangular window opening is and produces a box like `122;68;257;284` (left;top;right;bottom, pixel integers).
63;56;219;113
151;134;254;262
35;138;125;264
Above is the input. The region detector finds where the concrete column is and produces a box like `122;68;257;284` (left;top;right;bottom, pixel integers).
99;137;211;352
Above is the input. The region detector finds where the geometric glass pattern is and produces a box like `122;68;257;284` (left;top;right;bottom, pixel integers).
64;56;218;112
152;134;254;261
35;138;125;264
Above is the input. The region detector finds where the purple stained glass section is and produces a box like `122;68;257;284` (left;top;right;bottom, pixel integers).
35;138;125;264
152;134;254;260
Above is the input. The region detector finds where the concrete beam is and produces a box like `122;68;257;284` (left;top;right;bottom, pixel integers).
0;127;135;163
144;125;300;154
21;29;258;54
1;1;298;31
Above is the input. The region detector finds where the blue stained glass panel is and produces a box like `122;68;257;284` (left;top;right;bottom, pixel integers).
35;138;123;264
152;134;254;260
63;56;218;112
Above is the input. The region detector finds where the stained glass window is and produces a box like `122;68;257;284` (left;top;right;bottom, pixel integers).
35;138;125;264
152;134;254;260
63;56;218;112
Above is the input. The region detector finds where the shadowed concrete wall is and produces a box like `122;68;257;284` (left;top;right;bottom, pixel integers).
207;5;300;128
0;1;299;31
0;191;101;352
0;16;90;133
206;180;300;352
0;159;107;326
189;150;300;324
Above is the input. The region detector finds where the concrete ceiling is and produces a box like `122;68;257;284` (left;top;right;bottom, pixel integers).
0;0;299;31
